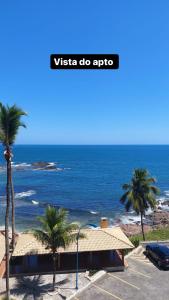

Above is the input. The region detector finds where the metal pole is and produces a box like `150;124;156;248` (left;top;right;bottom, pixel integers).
76;234;79;289
76;228;80;290
75;223;96;289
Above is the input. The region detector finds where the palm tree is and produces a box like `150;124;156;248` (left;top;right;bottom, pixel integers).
120;169;159;240
0;103;27;299
33;206;85;291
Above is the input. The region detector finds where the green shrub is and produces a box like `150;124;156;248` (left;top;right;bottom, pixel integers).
129;226;169;247
130;236;141;248
88;269;98;276
123;248;132;255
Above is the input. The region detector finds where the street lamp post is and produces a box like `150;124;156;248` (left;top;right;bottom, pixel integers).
76;226;81;290
75;223;97;290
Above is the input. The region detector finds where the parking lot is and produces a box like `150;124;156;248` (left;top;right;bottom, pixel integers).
72;250;169;300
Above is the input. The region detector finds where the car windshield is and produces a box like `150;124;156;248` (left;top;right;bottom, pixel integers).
157;247;169;257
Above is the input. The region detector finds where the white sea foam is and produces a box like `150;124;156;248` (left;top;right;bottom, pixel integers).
15;190;36;199
145;207;153;215
120;214;142;225
12;162;31;168
0;226;12;233
32;200;39;205
48;162;55;166
88;225;99;229
160;205;169;211
90;211;98;215
157;196;166;202
119;194;169;226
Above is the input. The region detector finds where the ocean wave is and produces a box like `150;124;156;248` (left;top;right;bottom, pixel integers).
30;201;99;217
32;200;39;205
120;214;144;225
15;190;36;199
157;196;166;202
118;194;169;226
48;162;55;166
12;162;31;168
90;211;99;215
159;205;169;211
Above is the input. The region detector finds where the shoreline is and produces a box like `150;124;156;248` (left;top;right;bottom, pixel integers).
1;191;169;237
1;209;169;238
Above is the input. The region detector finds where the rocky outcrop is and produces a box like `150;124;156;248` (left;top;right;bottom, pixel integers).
120;224;151;237
146;210;169;226
31;162;57;170
120;210;169;237
161;200;169;206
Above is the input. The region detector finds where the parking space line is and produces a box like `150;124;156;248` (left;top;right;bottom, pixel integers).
129;268;151;278
108;273;140;290
93;283;123;300
135;260;152;265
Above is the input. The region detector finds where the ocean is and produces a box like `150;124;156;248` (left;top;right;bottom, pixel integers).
0;145;169;231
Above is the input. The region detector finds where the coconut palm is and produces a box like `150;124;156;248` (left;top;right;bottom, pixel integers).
120;169;159;240
0;103;27;299
33;206;85;291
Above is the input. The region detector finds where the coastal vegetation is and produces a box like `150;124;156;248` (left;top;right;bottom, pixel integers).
130;226;169;248
0;103;27;300
33;206;84;291
120;169;159;241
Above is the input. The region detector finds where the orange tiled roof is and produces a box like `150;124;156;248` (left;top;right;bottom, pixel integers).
12;227;134;257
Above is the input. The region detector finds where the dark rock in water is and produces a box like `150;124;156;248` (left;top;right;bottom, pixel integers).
135;221;140;225
32;161;50;167
32;161;57;170
161;200;169;206
157;206;162;210
45;165;56;170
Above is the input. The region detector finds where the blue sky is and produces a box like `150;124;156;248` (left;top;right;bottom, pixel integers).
0;1;169;144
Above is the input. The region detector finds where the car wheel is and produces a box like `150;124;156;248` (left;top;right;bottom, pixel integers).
157;260;161;268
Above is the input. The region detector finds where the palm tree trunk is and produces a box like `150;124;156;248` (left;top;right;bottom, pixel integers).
52;252;57;291
5;157;11;300
141;212;145;241
9;161;15;250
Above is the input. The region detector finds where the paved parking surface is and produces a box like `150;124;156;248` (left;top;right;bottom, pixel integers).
73;251;169;300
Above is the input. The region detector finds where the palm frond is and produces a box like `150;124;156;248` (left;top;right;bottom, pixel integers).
120;168;160;216
122;183;131;190
0;103;27;146
120;191;130;204
33;207;85;253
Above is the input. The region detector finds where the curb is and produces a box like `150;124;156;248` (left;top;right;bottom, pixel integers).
124;245;141;259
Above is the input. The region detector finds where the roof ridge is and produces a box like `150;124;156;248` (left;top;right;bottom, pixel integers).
101;228;133;248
